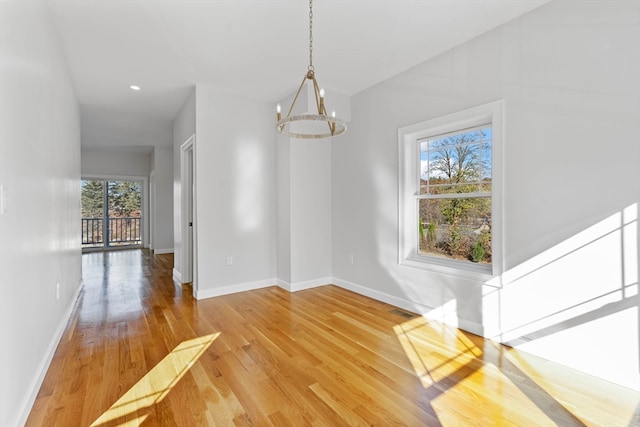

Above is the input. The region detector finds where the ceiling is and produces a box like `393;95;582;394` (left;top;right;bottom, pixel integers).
46;0;551;149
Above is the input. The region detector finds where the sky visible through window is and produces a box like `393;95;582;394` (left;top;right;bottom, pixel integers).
420;127;492;188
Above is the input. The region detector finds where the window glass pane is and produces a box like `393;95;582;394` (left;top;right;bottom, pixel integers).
107;180;142;247
107;181;141;219
427;182;481;195
480;138;492;182
81;179;104;247
81;179;104;217
420;126;491;195
418;197;492;264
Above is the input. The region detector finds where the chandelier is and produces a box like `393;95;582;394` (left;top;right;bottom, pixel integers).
276;0;347;139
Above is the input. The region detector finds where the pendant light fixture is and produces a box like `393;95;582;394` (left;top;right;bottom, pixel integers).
276;0;347;139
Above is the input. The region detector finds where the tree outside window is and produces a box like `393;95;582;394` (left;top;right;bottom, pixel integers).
418;127;492;264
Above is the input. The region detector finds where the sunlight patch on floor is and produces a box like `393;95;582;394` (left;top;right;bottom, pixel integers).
394;317;558;426
90;333;220;427
431;363;556;426
393;316;482;387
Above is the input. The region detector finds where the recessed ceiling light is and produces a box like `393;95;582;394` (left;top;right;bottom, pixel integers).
130;85;141;91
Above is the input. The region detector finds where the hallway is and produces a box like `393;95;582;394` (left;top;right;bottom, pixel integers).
26;250;639;426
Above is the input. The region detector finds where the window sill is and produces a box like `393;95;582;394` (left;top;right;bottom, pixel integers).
400;254;494;282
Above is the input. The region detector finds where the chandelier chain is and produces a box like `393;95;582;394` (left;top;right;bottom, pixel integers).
308;0;314;71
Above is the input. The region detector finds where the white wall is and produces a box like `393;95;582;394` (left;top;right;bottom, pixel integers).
194;85;276;297
151;146;174;253
82;105;173;149
290;141;332;286
276;139;333;289
0;2;83;426
275;132;292;284
172;88;196;280
332;0;639;390
81;148;150;177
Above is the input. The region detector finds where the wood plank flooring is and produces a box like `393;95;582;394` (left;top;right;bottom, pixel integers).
26;249;639;426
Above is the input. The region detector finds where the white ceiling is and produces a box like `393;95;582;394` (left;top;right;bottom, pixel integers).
46;0;551;148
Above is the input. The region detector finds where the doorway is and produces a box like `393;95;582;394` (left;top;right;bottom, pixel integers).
81;178;143;250
180;135;197;294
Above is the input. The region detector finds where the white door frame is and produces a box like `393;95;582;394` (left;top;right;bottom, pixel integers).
180;135;197;294
149;170;156;251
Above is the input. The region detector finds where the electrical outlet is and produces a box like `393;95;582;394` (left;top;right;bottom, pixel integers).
56;283;60;300
226;256;233;266
348;254;355;264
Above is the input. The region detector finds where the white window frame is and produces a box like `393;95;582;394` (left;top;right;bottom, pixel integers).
398;101;503;281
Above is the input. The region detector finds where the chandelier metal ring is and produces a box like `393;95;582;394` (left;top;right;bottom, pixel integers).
276;114;347;139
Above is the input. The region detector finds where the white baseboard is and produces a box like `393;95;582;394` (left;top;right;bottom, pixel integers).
172;268;182;284
331;277;432;315
275;278;290;290
153;248;174;255
195;278;275;300
277;277;331;292
14;279;83;427
196;276;331;300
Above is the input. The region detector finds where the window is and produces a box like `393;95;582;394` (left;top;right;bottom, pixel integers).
399;101;503;279
81;179;143;249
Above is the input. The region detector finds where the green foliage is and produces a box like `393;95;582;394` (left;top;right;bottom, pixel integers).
81;180;104;218
81;179;141;218
471;241;486;262
441;198;470;225
476;228;492;261
426;222;436;246
108;181;141;217
447;220;462;255
419;220;438;252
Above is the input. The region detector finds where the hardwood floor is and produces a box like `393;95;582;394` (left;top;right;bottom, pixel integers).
27;249;639;426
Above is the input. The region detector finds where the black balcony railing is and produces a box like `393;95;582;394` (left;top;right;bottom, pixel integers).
82;218;103;245
82;217;141;246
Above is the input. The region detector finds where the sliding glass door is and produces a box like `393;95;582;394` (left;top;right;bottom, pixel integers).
81;179;142;249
